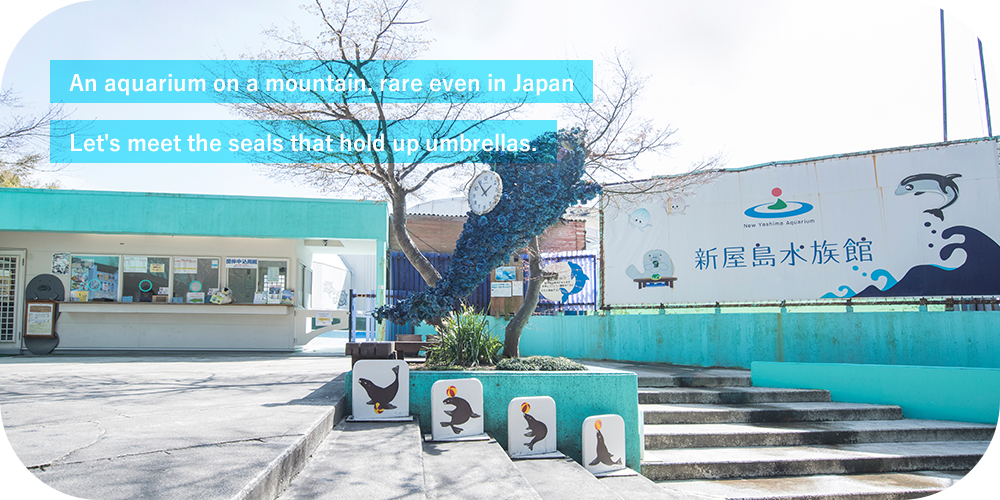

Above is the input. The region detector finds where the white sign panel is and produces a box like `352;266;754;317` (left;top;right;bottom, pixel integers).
431;379;485;441
603;139;1000;305
582;414;626;475
507;396;558;458
491;281;512;298
352;360;409;420
226;257;258;269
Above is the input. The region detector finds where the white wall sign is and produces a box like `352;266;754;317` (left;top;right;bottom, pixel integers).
507;396;557;458
352;360;409;420
226;257;258;269
582;414;626;476
491;281;512;298
603;139;1000;305
431;379;485;440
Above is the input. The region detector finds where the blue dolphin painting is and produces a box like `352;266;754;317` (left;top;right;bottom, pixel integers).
559;262;589;303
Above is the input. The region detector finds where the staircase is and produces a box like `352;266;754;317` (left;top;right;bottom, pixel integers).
276;418;685;500
637;368;996;499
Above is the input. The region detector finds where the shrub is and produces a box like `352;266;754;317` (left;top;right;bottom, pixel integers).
426;306;503;368
495;356;587;371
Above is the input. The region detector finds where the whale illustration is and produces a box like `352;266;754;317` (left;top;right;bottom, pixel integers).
559;261;589;303
440;395;480;434
358;365;400;411
523;412;548;450
894;173;961;221
588;427;622;467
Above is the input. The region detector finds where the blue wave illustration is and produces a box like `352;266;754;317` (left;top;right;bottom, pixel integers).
869;269;898;291
821;286;857;299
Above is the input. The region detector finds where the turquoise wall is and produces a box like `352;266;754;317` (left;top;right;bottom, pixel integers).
421;311;1000;370
346;370;641;472
752;362;1000;424
0;188;388;240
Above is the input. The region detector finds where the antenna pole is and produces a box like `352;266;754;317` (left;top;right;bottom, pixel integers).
979;38;993;137
940;9;948;142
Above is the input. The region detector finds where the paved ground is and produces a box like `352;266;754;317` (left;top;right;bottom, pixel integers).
0;350;351;500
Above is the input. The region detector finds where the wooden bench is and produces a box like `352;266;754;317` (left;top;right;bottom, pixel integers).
394;334;439;359
345;341;396;368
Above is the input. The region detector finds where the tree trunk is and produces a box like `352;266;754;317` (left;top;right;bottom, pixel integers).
504;236;542;358
390;192;441;287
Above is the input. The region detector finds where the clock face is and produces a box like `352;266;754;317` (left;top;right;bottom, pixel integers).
469;171;503;214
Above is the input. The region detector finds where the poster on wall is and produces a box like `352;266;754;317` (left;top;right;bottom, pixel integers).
51;253;70;275
602;139;1000;306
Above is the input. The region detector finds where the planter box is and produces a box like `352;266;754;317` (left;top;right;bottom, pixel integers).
346;368;640;472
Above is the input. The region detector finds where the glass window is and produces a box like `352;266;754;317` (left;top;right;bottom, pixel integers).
258;260;288;304
122;256;170;302
224;258;289;304
70;255;120;302
226;258;259;304
173;257;220;303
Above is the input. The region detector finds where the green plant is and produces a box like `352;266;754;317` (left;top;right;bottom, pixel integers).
426;306;503;368
495;356;587;371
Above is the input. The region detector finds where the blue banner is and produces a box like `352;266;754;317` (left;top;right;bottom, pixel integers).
50;60;593;104
49;119;558;164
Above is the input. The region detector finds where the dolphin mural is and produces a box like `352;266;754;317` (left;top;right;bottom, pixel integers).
559;261;589;303
895;173;961;221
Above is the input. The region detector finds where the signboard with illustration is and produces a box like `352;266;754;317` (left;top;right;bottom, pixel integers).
602;139;1000;305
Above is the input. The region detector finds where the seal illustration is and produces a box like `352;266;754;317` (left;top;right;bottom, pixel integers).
894;173;961;221
588;427;622;467
523;412;548;450
440;395;480;434
626;249;674;280
358;365;400;411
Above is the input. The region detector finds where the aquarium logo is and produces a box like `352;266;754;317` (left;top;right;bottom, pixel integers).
744;187;814;219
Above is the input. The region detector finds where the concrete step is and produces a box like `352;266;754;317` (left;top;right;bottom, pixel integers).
656;470;968;500
581;360;751;388
642;402;904;425
422;436;542;500
278;419;426;500
638;372;752;388
600;473;721;500
639;387;831;405
513;456;623;500
644;419;996;449
641;441;989;481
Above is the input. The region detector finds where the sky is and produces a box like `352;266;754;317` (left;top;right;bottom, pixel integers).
1;0;998;201
2;1;1000;498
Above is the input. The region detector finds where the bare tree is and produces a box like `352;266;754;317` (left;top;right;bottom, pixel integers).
229;0;523;288
502;53;725;357
0;89;66;188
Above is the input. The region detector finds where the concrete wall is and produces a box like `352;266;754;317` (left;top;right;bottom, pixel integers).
752;362;1000;424
415;310;1000;370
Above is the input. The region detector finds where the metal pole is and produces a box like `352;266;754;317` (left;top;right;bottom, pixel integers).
348;288;355;342
941;9;948;142
980;38;993;137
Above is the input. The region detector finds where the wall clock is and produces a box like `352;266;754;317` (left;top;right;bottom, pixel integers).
468;170;503;215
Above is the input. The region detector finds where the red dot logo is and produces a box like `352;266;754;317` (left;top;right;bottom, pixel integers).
771;187;782;197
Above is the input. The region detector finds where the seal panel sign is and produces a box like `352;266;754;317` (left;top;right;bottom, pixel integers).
431;378;485;440
352;359;409;420
507;396;557;458
582;414;627;476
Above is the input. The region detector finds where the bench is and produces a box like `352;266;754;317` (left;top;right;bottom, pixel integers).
394;334;439;359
